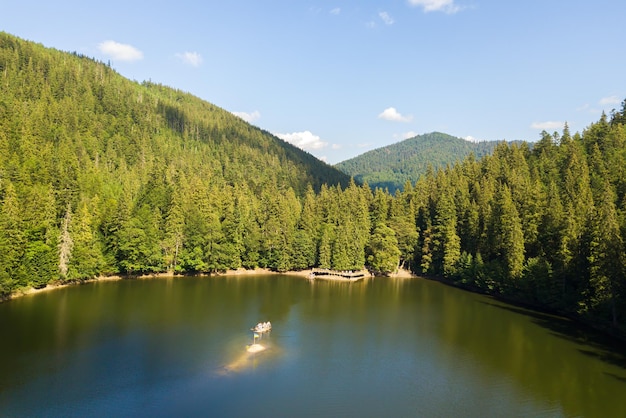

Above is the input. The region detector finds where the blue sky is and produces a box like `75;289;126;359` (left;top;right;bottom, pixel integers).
3;1;625;163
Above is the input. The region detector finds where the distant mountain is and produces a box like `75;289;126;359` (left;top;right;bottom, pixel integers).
335;132;503;192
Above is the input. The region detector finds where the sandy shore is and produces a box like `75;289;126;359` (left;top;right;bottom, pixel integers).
2;268;311;302
4;267;415;303
389;268;417;278
5;275;124;301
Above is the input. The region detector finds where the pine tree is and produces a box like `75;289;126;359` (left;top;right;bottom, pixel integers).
58;203;73;279
559;139;594;298
318;223;334;269
389;186;419;271
432;184;460;277
367;222;401;274
116;205;163;274
586;180;624;325
0;182;24;293
67;198;106;280
490;184;525;282
163;186;185;272
21;184;58;288
297;185;320;268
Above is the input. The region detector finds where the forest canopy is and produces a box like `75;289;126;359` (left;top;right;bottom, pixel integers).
335;132;505;193
1;32;625;334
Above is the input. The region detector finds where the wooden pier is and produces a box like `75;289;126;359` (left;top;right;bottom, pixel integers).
310;268;368;282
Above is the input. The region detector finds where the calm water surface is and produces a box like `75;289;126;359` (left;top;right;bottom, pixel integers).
1;275;625;417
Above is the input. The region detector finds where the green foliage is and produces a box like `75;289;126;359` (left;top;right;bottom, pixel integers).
585;180;624;325
0;182;24;294
1;32;625;334
0;32;353;285
335;132;510;193
432;183;461;277
367;222;401;274
66;199;107;280
490;184;525;281
402;115;626;331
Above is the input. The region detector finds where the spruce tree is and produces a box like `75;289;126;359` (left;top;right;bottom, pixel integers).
587;180;624;325
491;184;525;282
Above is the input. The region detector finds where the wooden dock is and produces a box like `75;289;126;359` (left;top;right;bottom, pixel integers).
310;268;368;282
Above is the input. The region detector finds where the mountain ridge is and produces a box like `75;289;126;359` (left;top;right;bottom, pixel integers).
0;32;349;195
335;131;506;192
0;31;353;289
2;32;626;337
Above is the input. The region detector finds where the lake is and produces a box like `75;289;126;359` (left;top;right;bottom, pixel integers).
0;275;625;417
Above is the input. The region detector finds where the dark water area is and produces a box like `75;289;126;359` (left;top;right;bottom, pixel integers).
0;275;625;417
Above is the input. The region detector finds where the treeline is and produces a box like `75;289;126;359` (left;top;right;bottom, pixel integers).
401;113;626;330
0;32;354;290
335;132;501;193
1;32;625;333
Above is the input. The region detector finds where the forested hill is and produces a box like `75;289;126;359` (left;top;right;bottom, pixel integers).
2;31;626;336
0;32;349;193
335;132;502;192
0;32;352;292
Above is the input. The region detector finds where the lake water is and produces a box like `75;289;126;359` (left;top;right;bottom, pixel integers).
0;275;625;417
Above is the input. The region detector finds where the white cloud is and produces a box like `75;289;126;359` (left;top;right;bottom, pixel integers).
530;121;563;130
176;51;203;67
330;7;341;15
378;107;413;122
408;0;462;14
331;143;342;150
599;95;620;106
232;110;261;123
275;131;329;151
98;40;143;61
464;135;482;143
379;11;394;25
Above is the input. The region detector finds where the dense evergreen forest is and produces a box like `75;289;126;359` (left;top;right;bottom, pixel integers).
1;33;625;334
335;132;502;193
0;32;355;287
404;116;626;333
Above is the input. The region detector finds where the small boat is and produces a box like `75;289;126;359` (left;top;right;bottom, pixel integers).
252;321;272;333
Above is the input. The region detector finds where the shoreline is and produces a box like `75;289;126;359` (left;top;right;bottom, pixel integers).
5;275;125;301
4;268;623;344
2;267;415;303
423;274;626;343
0;268;316;303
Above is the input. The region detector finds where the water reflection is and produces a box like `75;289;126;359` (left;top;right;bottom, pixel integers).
0;275;625;417
217;330;281;375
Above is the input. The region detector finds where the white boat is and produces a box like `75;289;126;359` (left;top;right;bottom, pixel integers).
252;321;272;333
